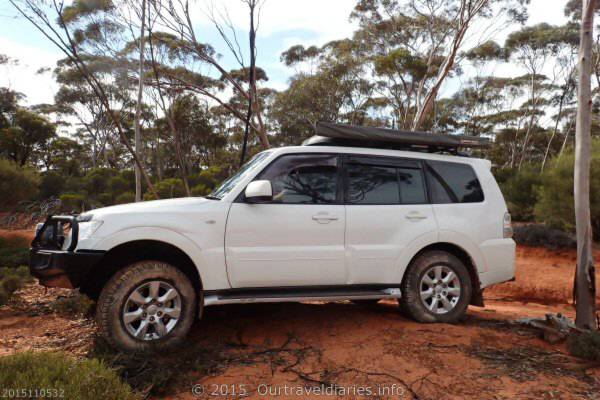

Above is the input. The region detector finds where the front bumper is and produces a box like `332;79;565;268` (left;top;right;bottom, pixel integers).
30;249;104;288
29;215;105;288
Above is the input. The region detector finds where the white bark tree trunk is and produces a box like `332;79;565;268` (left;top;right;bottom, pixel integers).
574;0;597;330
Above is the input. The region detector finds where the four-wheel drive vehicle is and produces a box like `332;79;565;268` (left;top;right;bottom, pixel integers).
30;123;515;351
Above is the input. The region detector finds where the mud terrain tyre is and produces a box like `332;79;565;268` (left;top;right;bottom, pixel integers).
97;261;197;352
400;251;471;323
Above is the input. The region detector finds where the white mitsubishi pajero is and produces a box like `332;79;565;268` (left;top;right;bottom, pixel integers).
30;122;515;351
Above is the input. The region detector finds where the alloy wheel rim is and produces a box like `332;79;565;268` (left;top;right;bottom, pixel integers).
122;280;182;341
419;265;461;314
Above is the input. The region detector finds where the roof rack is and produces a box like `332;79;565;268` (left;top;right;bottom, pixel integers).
302;122;490;155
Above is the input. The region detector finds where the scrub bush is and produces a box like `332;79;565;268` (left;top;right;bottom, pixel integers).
0;233;30;268
59;193;86;213
498;165;542;221
0;159;39;209
115;191;135;204
0;266;32;306
512;224;576;249
535;141;600;239
0;352;138;400
51;292;94;317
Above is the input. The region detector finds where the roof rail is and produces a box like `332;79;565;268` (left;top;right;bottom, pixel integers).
303;122;490;155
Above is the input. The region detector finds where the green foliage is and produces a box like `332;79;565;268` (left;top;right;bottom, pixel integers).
0;158;39;209
154;178;186;199
0;234;30;268
191;184;210;196
0;266;32;306
535;140;600;238
51;292;95;317
568;332;600;362
0;352;138;400
512;224;576;250
497;165;542;221
115;191;135;204
59;193;87;213
39;171;65;199
0;108;56;166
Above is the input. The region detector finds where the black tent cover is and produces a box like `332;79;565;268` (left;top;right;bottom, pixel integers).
304;121;490;150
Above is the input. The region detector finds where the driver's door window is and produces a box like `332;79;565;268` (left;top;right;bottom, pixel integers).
256;154;339;204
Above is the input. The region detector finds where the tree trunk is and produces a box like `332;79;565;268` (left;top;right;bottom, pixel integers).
134;0;147;202
240;0;257;167
574;0;597;331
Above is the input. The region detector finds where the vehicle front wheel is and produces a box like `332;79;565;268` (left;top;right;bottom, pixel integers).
400;251;472;323
96;261;198;352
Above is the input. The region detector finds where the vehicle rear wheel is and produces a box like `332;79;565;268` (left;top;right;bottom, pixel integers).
400;251;471;323
96;260;197;352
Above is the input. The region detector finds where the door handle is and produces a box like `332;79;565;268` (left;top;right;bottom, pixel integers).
405;211;428;221
312;213;339;223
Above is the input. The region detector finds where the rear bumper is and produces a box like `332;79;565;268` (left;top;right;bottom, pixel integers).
29;249;105;288
478;238;516;288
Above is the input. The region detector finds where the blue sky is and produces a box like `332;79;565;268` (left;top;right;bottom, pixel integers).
0;0;568;107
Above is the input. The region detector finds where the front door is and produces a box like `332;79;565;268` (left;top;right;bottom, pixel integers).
225;154;346;288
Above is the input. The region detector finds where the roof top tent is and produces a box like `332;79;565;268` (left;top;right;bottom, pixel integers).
303;121;491;156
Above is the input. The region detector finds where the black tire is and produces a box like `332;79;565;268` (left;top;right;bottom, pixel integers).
96;260;198;352
400;251;472;323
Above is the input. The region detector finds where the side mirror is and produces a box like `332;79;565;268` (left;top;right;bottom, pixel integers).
245;180;272;203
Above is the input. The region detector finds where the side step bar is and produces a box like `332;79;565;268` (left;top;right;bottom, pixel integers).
204;287;401;306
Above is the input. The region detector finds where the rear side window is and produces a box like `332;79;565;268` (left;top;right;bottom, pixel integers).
426;161;484;203
346;163;427;205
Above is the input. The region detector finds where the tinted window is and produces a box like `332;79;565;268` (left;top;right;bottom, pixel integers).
346;162;427;205
426;161;484;203
398;168;427;204
347;164;399;204
258;154;338;204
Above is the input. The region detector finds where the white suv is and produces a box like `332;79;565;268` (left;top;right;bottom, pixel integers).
30;124;515;351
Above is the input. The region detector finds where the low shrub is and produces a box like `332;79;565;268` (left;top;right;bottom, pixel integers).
115;191;135;204
0;233;30;268
59;193;86;213
155;178;186;198
191;183;210;196
498;165;542;221
0;352;138;400
0;266;32;306
568;331;600;362
51;292;95;317
535;140;600;239
0;159;39;209
512;224;576;250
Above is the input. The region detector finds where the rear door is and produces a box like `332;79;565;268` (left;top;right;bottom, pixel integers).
225;153;347;287
343;155;437;284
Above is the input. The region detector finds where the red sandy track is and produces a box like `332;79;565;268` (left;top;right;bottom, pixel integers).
0;231;598;399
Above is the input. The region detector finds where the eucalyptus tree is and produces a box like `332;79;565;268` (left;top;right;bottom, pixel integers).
9;0;159;197
148;0;271;151
505;23;579;168
350;0;529;130
275;39;376;141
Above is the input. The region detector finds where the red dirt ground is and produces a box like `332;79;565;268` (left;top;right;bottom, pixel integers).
0;232;598;399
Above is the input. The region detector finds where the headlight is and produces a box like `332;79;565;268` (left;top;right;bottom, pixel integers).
78;219;103;240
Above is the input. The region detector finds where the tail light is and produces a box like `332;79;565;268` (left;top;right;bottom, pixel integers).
503;212;513;238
